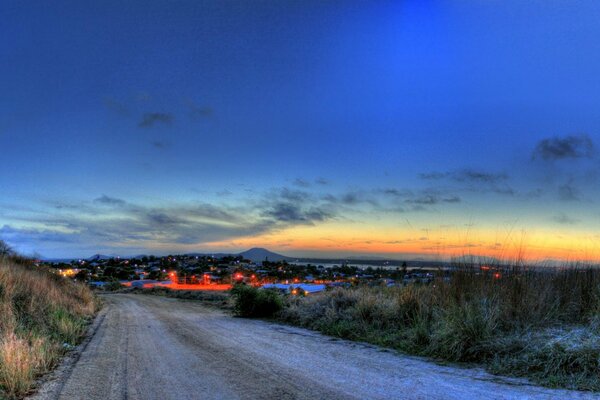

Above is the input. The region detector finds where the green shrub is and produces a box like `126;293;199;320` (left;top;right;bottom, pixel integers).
231;285;282;318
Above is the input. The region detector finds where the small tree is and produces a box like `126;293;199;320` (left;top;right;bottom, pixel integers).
0;240;14;257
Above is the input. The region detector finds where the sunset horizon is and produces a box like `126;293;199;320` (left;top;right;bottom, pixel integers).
3;1;600;262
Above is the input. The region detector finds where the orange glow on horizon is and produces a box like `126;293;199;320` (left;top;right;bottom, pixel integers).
200;224;600;263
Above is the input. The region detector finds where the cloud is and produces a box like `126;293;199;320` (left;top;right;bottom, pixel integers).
145;211;186;227
420;243;482;251
138;112;174;128
261;188;336;225
5;198;278;251
455;170;508;184
558;183;580;201
405;195;461;205
532;134;594;161
7;183;475;256
190;106;213;118
1;225;78;244
104;98;130;117
150;140;170;149
263;203;332;224
185;99;213;119
93;195;126;206
441;196;461;203
418;168;514;197
329;191;381;207
278;188;311;203
1;174;538;257
420;169;508;184
377;188;461;210
13;188;341;251
379;188;413;198
418;172;447;180
551;213;579;225
315;177;329;185
491;187;515;196
341;192;361;205
293;178;310;188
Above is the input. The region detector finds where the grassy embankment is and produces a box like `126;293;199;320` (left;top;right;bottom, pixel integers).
242;263;600;391
0;256;97;399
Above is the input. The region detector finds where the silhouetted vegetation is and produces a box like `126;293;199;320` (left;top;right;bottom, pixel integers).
231;285;283;318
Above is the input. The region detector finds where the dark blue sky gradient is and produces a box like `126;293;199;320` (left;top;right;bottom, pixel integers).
2;1;600;258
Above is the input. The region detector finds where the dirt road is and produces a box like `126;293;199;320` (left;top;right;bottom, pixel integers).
32;294;597;400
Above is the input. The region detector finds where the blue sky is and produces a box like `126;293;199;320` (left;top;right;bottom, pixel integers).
2;1;600;259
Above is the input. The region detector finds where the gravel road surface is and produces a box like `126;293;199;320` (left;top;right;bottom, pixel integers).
31;294;598;400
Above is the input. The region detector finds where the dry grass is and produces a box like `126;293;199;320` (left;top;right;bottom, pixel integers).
0;256;97;399
278;262;600;391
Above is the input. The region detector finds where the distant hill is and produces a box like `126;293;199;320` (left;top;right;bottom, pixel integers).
87;254;113;261
238;247;291;262
185;248;291;262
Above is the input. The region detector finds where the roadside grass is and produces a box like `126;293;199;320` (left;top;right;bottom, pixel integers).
0;256;98;399
277;263;600;391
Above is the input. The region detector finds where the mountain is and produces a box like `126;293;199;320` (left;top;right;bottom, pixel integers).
238;248;291;262
87;254;113;261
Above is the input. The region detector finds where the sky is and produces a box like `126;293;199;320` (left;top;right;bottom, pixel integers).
2;1;600;261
